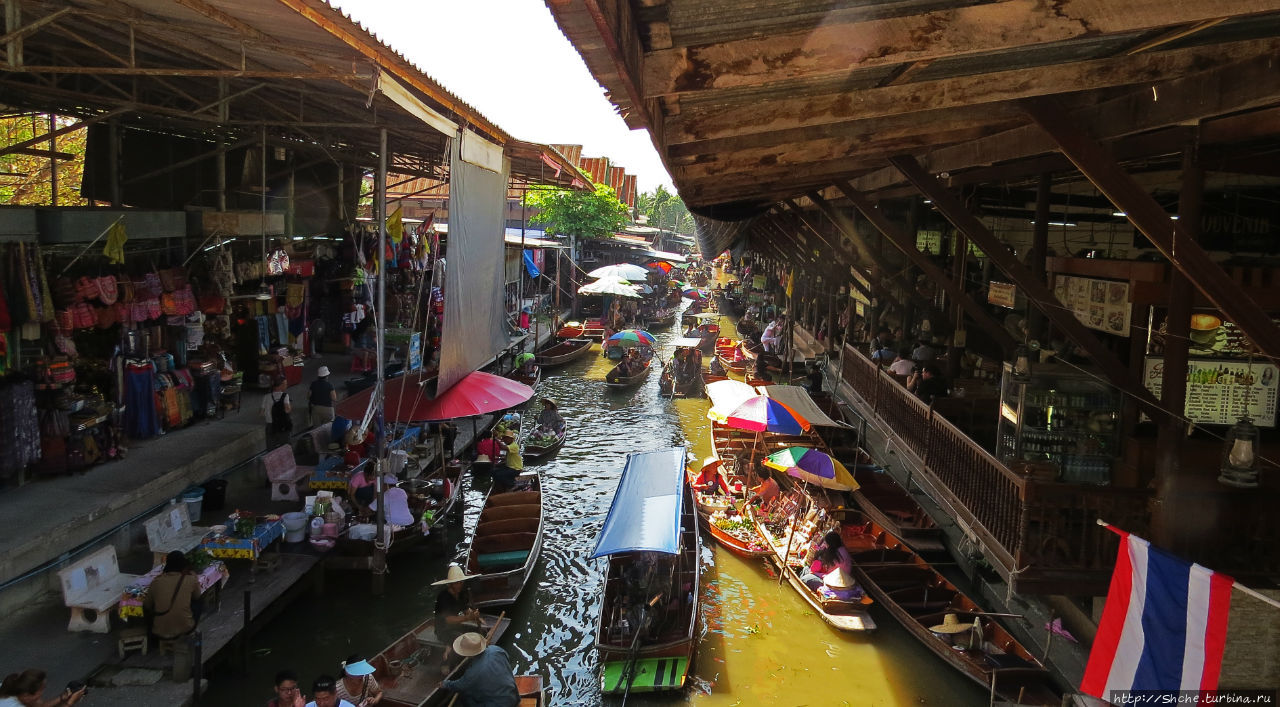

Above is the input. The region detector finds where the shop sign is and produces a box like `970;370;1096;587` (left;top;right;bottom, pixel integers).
1053;275;1130;335
987;282;1017;308
752;274;767;290
408;332;423;372
1143;356;1279;427
916;230;943;255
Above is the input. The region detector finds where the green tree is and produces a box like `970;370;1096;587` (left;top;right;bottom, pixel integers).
638;185;692;234
525;182;629;240
0;114;88;206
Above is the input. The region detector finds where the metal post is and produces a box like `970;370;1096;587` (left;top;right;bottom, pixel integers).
47;113;56;206
108;118;121;207
373;127;388;594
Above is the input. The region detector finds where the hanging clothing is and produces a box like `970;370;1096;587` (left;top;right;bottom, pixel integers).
256;315;270;354
0;378;40;479
125;362;160;439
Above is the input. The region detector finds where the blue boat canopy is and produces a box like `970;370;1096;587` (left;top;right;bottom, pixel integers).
590;447;688;558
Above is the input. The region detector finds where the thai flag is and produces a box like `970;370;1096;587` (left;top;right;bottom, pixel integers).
1081;529;1233;699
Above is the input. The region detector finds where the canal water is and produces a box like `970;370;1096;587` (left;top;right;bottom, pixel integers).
204;309;988;706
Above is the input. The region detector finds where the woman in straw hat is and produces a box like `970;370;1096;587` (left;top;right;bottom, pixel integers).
432;563;480;660
335;654;382;706
801;530;852;590
441;633;520;707
818;567;865;603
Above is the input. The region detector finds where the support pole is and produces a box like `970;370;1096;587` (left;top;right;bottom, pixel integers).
1028;173;1052;342
108;118;121;208
373;127;388;595
1152;137;1200;553
47;113;56;206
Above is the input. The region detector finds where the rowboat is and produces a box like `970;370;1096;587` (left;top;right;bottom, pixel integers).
658;338;705;398
463;471;544;607
534;337;594;367
605;355;653;388
595;448;700;694
523;424;566;462
646;309;676;328
371;611;511;707
714;338;748;373
684;462;768;559
328;460;464;569
842;511;1062;704
507;365;541;389
850;464;945;553
748;499;877;633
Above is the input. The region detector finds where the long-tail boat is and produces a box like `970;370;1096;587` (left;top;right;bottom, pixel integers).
462;471;544;607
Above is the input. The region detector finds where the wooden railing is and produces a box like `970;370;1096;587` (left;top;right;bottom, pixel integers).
840;345;1150;593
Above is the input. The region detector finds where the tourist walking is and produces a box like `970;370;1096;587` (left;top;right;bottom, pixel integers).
309;366;337;425
261;376;293;451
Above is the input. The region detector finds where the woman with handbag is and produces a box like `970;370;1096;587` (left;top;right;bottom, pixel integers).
144;551;200;681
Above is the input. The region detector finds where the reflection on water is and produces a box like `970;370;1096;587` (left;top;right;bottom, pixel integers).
203;311;987;706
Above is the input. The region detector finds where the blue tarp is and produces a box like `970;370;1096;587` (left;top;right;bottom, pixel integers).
523;249;541;277
590;447;687;558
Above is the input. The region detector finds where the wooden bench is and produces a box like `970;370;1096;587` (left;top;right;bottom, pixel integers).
144;503;211;566
57;546;140;633
261;444;313;502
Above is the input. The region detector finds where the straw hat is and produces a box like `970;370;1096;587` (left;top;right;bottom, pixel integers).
452;632;487;657
930;613;972;634
823;567;858;590
431;562;475;586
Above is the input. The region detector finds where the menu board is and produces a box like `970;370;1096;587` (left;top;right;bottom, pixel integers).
1143;357;1279;427
1053;275;1131;335
988;282;1017;308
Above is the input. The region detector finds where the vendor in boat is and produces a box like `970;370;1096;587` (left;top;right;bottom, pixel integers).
818;567;865;603
801;530;853;590
492;432;522;492
473;430;501;476
441;633;521;707
691;459;730;495
708;356;727;377
536;398;565;434
347;463;378;514
335;655;383;706
432;563;482;661
746;467;780;507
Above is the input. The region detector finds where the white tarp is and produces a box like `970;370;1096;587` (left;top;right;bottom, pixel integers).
439;137;510;395
761;385;845;427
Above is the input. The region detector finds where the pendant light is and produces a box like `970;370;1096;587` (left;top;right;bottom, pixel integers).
1219;416;1260;488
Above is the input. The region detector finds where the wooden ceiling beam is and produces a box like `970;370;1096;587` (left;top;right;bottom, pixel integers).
643;0;1280;98
663;38;1279;146
847;50;1280;196
1024;97;1280;362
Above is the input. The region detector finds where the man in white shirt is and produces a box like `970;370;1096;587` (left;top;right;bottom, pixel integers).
889;351;916;376
761;317;784;353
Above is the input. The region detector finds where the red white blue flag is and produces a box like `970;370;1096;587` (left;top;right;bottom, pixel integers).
1081;529;1233;699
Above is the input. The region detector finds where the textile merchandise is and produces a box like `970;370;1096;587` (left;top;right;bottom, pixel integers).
125;362;161;439
1081;529;1233;698
0;378;40;479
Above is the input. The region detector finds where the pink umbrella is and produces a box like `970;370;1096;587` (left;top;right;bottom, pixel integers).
336;371;533;423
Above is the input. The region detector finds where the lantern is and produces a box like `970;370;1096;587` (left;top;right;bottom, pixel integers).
1218;417;1260;488
1012;344;1032;382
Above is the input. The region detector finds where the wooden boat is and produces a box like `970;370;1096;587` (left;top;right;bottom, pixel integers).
507;365;541;389
747;499;877;633
371;611;511;707
596;448;700;694
556;319;605;340
657;343;704;398
523;424;566;462
842;511;1062;705
850;464;945;553
463;471;544;607
534;337;594;367
605;352;653;388
328;460;464;569
512;676;547;707
646;309;676;328
714;338;748;373
685;463;768;559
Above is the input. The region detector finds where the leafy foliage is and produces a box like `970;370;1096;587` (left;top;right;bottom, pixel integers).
0;115;88;206
636;185;692;234
525;182;629;240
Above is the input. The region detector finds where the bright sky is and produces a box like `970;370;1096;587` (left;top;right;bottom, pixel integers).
330;0;674;194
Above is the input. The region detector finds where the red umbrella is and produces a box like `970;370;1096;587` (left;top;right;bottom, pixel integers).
335;371;534;423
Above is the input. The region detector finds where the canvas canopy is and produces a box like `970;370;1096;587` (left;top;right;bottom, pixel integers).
590;447;687;558
761;385;846;427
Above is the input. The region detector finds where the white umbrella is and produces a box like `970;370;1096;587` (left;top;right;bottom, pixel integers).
578;276;642;298
706;379;759;422
589;263;650;280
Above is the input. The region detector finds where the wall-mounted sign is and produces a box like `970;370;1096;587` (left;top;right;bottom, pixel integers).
988;282;1017;308
752;274;767;290
1053;275;1130;335
916;230;943;255
1143;356;1279;427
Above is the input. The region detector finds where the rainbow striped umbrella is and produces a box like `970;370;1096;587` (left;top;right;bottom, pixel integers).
723;396;811;435
682;287;710;301
763;447;858;491
606;329;656;348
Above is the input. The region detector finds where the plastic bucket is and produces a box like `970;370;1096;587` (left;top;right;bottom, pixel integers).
282;511;308;543
180;487;205;523
201;479;228;512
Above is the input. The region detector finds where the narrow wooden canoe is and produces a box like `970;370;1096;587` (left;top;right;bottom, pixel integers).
507;366;541;389
605;358;652;387
841;510;1062;705
714;338;748;373
463;471;544;607
748;504;877;633
685;465;769;559
534;337;594;367
597;482;700;694
523;424;566;462
329;461;464;568
850;464;945;553
646;310;676;328
658;359;704;398
372;612;511;707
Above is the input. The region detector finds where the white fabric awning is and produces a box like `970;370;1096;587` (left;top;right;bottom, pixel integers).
761;385;845;427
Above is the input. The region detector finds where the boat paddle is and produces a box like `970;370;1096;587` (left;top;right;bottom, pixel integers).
618;592;664;706
445;610;506;707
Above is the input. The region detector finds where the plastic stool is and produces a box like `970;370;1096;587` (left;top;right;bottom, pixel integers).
118;627;148;658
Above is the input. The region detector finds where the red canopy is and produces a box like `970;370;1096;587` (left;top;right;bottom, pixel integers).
335;371;534;423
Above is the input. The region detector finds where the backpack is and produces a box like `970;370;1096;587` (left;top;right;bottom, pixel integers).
271;393;293;433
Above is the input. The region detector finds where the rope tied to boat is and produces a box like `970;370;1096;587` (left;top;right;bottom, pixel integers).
1004;564;1030;604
